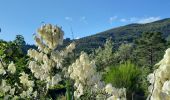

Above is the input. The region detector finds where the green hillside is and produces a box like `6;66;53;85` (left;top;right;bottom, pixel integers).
74;18;170;53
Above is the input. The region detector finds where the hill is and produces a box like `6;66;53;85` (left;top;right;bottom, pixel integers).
73;18;170;53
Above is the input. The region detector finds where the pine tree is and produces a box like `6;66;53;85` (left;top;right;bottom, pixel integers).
13;35;26;46
114;43;133;63
134;32;166;69
91;38;114;71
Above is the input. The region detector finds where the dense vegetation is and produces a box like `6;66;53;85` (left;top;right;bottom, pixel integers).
0;19;170;100
74;18;170;53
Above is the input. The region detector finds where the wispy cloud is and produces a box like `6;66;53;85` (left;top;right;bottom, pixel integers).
65;17;73;21
137;17;161;24
80;16;88;24
119;17;138;23
110;16;161;24
120;18;127;22
109;16;118;24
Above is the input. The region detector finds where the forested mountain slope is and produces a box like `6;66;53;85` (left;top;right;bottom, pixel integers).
74;18;170;52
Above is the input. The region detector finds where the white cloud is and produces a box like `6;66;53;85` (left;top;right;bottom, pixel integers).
109;16;118;23
120;18;127;22
65;17;73;21
108;16;161;24
118;16;161;24
80;16;88;24
137;17;161;24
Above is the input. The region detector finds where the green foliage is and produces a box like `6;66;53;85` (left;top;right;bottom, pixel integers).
73;18;170;52
13;35;26;46
0;39;28;73
134;32;166;69
104;61;142;99
13;35;34;54
104;61;140;91
91;38;134;72
0;41;23;62
0;38;30;99
1;19;170;99
114;43;133;63
138;67;150;98
90;38;114;71
66;80;71;100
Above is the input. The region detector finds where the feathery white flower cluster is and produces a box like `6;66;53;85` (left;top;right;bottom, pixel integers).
0;80;13;95
36;24;64;50
0;79;18;99
0;60;37;99
46;74;62;89
0;61;6;75
68;52;103;98
28;24;75;90
147;48;170;100
7;62;16;74
15;72;37;99
68;52;97;84
0;61;15;99
68;52;126;99
28;51;55;81
19;87;37;99
19;72;34;87
105;84;126;100
0;61;16;75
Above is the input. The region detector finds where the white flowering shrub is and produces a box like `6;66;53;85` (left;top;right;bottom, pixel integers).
1;24;127;99
147;48;170;100
27;24;75;98
0;60;37;99
7;62;16;74
68;52;126;100
105;84;126;100
68;52;103;98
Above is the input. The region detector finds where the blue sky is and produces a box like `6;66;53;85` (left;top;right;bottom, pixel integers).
0;0;170;44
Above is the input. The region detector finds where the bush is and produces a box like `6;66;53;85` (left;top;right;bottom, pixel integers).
104;61;141;99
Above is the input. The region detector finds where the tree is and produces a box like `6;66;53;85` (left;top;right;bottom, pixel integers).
114;43;133;63
13;35;26;46
90;38;114;71
0;40;35;99
13;35;28;54
134;32;166;69
0;40;24;63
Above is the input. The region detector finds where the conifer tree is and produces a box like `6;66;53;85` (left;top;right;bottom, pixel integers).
134;32;166;69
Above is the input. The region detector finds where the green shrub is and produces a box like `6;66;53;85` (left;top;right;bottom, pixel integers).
104;61;141;99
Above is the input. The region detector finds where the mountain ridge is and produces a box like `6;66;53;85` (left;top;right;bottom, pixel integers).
71;18;170;53
83;18;170;39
